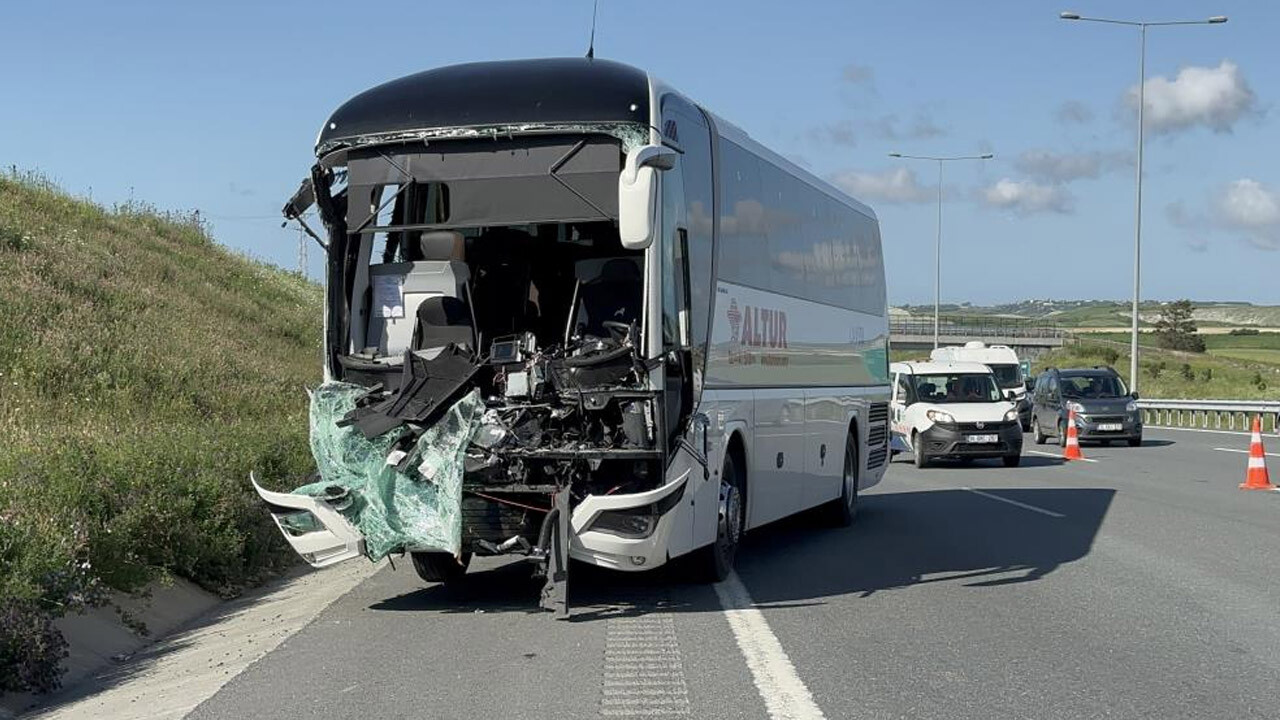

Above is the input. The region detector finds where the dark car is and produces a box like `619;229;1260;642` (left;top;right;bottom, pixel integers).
1029;366;1143;447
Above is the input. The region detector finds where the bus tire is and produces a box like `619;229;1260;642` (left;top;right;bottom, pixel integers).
692;452;744;583
410;551;470;586
826;432;860;526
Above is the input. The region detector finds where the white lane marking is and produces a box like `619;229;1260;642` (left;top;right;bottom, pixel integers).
1213;447;1280;458
601;615;690;718
961;487;1066;518
1025;449;1098;463
714;572;826;720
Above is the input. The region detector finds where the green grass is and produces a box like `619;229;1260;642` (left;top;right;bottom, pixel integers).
0;170;322;690
1077;331;1280;367
1034;340;1280;401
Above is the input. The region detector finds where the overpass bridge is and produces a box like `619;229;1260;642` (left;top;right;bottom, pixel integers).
890;316;1068;361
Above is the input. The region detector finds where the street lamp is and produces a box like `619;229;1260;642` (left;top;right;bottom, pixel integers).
888;152;994;349
1059;10;1227;394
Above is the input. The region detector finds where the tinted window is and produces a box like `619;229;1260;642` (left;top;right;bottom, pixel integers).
1061;374;1128;399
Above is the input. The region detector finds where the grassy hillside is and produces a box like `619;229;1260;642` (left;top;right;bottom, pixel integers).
893;300;1280;329
1033;339;1280;401
0;172;321;693
1079;331;1280;367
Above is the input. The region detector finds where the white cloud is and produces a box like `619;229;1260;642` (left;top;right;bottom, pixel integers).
1055;100;1093;125
1129;60;1258;135
829;167;933;203
873;113;947;141
1014;149;1128;183
806;120;857;147
1214;179;1280;249
841;64;874;85
981;178;1074;215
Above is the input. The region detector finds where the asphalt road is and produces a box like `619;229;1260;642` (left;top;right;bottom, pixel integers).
185;427;1279;720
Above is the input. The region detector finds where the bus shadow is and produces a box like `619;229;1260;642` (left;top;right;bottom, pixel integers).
733;487;1114;604
369;487;1114;619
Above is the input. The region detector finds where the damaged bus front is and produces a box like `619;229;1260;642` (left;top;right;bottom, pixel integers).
255;59;711;612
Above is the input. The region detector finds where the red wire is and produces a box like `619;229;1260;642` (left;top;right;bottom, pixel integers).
467;490;550;513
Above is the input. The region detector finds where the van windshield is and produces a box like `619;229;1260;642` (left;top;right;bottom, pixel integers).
989;364;1022;388
913;373;1002;404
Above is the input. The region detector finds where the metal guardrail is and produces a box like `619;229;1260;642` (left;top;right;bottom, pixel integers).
889;316;1065;340
1137;399;1280;434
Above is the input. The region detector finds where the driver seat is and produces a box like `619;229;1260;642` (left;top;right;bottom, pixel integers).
576;258;642;337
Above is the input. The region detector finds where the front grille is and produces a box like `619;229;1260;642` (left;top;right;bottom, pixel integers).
951;442;1010;453
1081;415;1125;424
951;421;1016;432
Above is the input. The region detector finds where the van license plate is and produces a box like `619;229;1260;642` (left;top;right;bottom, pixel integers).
1098;423;1123;432
966;434;999;444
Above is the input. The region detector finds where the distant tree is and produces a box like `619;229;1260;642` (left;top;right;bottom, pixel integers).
1100;348;1120;366
1154;300;1206;352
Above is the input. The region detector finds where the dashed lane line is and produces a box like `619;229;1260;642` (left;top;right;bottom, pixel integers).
714;571;827;720
1025;449;1098;463
961;487;1067;518
1213;447;1280;458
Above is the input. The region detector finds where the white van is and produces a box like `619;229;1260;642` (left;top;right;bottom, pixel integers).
889;361;1023;468
930;341;1030;429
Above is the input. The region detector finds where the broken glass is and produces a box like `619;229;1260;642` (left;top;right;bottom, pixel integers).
291;382;484;560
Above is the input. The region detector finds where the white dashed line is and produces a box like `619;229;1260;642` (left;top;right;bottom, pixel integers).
714;571;826;720
1025;449;1098;463
961;487;1066;518
1213;447;1280;458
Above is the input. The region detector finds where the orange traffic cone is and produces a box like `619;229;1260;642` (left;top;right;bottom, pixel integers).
1063;410;1084;461
1240;415;1276;491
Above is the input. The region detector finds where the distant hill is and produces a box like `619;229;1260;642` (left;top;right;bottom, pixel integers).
892;300;1280;328
0;171;321;694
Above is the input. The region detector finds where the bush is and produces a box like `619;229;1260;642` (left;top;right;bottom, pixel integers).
1229;327;1261;336
1200;367;1213;382
1180;363;1195;381
1146;361;1166;379
0;599;68;695
1100;348;1120;366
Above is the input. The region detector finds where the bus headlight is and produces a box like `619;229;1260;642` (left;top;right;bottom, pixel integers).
589;508;658;539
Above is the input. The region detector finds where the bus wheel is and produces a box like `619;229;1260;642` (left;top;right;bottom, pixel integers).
694;452;744;582
410;551;470;586
826;433;860;527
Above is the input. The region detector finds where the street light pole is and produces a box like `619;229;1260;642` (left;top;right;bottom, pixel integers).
888;152;994;349
1059;11;1227;394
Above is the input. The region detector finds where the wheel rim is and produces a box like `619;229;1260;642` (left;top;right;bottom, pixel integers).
718;477;742;551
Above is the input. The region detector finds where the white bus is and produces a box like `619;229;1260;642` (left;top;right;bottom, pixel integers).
256;58;891;606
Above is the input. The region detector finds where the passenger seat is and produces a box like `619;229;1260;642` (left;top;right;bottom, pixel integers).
365;231;471;358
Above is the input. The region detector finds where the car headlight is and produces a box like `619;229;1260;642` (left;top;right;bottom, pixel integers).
926;409;956;424
1126;400;1139;413
1066;401;1085;414
1004;408;1019;422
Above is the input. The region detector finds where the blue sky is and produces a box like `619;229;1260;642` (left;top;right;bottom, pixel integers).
2;1;1275;306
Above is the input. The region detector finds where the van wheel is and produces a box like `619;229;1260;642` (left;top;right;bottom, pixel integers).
1032;417;1047;445
826;433;860;527
1128;436;1142;447
913;433;930;469
410;551;470;585
693;452;744;582
1002;454;1021;468
1057;421;1068;448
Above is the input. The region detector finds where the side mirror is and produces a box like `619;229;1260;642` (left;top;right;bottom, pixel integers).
1131;391;1140;400
1005;390;1018;401
618;145;678;250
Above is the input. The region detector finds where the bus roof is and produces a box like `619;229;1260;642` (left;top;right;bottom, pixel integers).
316;58;650;152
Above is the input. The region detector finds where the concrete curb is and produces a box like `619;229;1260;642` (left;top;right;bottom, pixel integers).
5;560;384;719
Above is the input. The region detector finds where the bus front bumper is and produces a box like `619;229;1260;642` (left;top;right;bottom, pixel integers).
569;470;690;571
